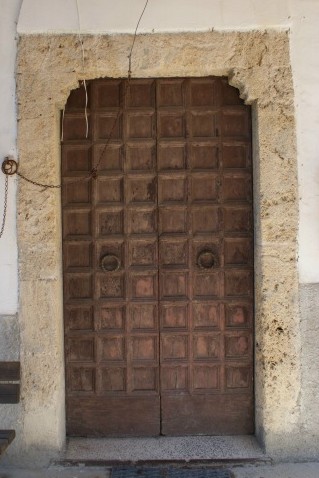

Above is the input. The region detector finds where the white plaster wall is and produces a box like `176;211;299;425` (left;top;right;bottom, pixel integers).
0;0;22;314
290;0;319;284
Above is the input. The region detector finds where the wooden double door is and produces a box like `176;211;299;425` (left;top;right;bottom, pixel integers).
62;77;254;437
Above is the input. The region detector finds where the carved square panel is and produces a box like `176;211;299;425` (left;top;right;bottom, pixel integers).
94;81;121;108
128;207;156;234
159;113;185;138
97;240;124;270
95;113;122;140
130;272;157;299
126;113;155;138
100;337;125;361
191;174;218;202
159;238;188;267
63;179;91;205
226;366;251;389
64;241;92;269
126;143;155;171
100;367;126;392
104;370;129;394
62;145;91;175
129;304;157;330
65;273;92;300
70;367;94;392
223;174;251;202
132;367;157;392
69;338;94;362
127;81;155;107
190;143;219;170
190;80;216;106
99;306;125;331
64;210;91;238
158;175;187;203
225;304;252;328
222;143;250;169
221;109;250;138
193;365;219;390
191;112;217;137
98;209;124;236
159;207;187;233
94;144;123;172
192;206;219;233
158;80;184;107
161;334;188;360
97;273;125;299
224;238;252;266
193;240;220;269
157;143;186;170
161;304;188;329
224;270;253;297
223;206;251;233
193;272;220;298
193;303;220;329
161;272;188;298
161;365;188;391
63;114;92;140
129;239;157;267
127;175;156;203
193;334;220;360
225;333;250;358
66;306;94;331
132;336;157;360
97;177;124;204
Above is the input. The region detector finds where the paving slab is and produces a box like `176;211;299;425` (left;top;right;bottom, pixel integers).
1;463;319;478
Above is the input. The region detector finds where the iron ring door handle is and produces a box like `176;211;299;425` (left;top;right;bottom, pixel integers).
101;254;121;272
197;250;216;269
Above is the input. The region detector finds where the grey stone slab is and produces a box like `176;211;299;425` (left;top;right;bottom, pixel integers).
64;436;266;462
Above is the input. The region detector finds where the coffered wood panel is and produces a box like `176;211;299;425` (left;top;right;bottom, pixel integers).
62;77;253;437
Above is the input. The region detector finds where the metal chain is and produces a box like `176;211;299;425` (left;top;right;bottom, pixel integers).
0;175;8;239
16;171;61;189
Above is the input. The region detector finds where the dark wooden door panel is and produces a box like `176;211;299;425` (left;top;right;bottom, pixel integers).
62;77;253;437
67;396;160;436
156;78;253;435
161;394;254;435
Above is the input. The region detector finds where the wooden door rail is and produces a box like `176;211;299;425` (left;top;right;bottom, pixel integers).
0;361;20;457
0;362;20;404
0;430;15;456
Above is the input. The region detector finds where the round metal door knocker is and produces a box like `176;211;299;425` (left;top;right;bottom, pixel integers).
101;254;121;272
197;250;216;269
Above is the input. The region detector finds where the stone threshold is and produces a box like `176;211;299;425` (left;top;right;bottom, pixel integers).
60;436;269;465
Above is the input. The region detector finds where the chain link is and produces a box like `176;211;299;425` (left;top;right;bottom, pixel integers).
0;175;8;239
16;171;61;189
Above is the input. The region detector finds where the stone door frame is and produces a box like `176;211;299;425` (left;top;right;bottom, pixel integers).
16;31;299;461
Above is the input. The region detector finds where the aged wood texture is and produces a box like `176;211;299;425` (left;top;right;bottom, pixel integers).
0;362;20;404
62;77;253;436
0;430;15;456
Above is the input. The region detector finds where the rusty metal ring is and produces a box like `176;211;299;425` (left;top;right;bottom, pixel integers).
1;158;18;176
101;254;121;272
197;250;216;269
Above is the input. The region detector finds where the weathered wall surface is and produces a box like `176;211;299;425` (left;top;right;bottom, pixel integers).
9;30;301;464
